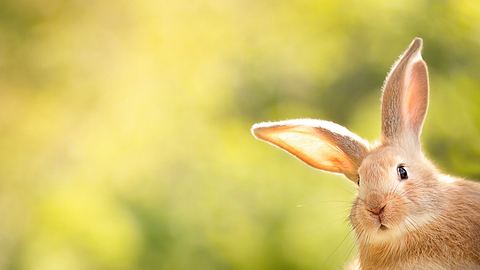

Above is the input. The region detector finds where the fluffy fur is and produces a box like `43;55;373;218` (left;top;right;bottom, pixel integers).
251;38;480;269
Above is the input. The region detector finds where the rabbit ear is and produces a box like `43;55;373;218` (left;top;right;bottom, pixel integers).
251;119;369;182
381;38;429;147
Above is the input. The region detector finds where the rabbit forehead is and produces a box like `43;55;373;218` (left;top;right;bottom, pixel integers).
358;146;405;194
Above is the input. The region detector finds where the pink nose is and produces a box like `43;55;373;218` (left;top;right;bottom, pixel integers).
367;205;385;216
365;192;385;217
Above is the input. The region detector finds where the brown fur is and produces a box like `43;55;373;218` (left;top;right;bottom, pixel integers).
251;38;480;269
352;146;480;269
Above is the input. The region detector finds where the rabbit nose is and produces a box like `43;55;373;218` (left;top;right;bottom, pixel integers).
367;205;386;216
365;192;386;216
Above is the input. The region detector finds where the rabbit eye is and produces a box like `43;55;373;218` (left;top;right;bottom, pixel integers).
397;166;408;180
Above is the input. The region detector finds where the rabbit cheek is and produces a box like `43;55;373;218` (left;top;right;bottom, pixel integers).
353;200;383;232
382;195;408;229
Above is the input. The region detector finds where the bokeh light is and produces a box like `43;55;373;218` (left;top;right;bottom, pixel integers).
0;0;479;269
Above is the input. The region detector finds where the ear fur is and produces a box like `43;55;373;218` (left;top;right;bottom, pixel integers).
381;37;429;147
251;119;369;182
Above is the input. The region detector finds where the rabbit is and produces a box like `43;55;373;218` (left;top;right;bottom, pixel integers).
251;38;480;269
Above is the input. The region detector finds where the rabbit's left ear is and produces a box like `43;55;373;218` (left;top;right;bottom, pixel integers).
381;37;429;146
251;119;369;182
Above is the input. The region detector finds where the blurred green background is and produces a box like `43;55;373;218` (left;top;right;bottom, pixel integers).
0;0;479;269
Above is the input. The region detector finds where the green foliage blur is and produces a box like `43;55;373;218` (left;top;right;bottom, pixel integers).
0;0;479;269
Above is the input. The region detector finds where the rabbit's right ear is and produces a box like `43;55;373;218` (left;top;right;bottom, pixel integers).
251;119;369;182
381;38;429;147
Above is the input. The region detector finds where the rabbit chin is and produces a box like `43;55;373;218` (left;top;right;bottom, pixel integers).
362;212;436;244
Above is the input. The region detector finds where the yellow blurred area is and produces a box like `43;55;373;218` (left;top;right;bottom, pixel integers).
0;0;479;269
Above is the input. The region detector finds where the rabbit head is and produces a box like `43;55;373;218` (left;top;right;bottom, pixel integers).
252;38;440;243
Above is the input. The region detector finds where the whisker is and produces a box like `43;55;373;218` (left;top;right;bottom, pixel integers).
321;227;354;267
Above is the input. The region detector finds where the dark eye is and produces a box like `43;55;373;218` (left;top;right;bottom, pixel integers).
397;166;408;180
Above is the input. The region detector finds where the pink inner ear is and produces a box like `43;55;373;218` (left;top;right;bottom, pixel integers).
270;130;347;173
252;122;366;177
252;119;369;181
405;61;428;134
